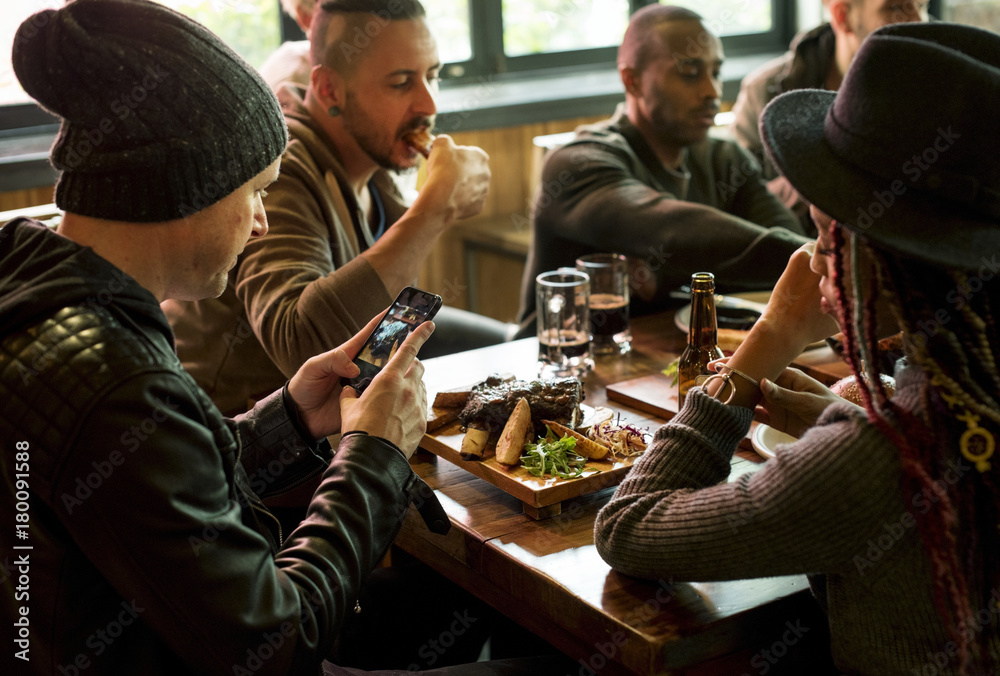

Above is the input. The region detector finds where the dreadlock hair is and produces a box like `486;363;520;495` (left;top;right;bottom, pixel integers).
829;223;1000;674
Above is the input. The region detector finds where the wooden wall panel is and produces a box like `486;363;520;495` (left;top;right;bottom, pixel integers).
0;185;55;214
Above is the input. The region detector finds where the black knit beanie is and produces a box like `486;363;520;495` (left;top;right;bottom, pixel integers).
11;0;288;222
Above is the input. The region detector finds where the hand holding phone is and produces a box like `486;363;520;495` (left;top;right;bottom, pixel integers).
342;286;443;394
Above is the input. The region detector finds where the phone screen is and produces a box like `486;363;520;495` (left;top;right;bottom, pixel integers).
343;286;443;393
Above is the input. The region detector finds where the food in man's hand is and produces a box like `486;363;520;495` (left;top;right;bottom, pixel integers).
404;128;435;157
460;423;490;460
541;420;610;460
459;374;583;437
495;397;532;465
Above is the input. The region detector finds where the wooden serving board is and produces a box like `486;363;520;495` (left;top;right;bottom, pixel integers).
420;405;641;520
605;372;679;421
606;346;852;420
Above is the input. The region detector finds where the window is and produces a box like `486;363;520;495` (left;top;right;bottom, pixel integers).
424;0;788;82
938;0;1000;31
0;0;280;110
423;0;472;63
501;0;631;58
1;0;786;129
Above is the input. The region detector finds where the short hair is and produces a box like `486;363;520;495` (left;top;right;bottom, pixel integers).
280;0;315;18
310;0;427;74
619;5;704;73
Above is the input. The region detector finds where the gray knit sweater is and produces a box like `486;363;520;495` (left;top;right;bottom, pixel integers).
595;365;999;674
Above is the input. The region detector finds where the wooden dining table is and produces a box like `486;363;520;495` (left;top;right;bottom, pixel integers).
394;312;850;675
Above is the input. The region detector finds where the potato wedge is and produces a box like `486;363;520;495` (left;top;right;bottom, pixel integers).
495;397;531;465
460;423;490;459
541;419;611;460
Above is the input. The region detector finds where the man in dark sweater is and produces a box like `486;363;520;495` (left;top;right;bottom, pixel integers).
518;5;809;328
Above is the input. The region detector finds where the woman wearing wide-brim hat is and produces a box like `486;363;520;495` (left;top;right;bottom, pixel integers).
596;21;1000;675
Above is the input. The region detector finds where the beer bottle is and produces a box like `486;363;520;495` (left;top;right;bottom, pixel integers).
677;272;725;407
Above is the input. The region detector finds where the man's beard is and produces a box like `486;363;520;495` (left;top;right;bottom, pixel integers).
342;93;408;172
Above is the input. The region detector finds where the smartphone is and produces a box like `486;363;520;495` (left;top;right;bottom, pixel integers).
342;286;443;394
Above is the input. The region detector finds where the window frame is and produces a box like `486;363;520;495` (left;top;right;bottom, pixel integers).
0;0;946;133
442;0;794;82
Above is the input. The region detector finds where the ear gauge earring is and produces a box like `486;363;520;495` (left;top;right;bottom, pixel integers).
328;106;341;117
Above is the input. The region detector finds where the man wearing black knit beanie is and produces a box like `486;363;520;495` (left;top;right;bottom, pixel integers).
0;1;569;674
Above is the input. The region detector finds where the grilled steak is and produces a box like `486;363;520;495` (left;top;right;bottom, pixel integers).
459;374;584;436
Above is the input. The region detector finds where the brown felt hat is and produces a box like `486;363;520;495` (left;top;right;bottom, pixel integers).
760;22;1000;271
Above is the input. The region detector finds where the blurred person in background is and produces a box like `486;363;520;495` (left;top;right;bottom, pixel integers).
259;0;316;91
731;0;927;227
517;5;809;332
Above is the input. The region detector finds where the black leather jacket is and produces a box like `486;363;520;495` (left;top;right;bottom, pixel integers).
0;220;444;674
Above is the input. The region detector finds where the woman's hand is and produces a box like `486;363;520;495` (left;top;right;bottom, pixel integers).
708;242;841;405
756;367;860;438
754;242;840;358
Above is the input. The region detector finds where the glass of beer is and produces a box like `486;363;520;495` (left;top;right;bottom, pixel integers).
575;253;631;355
535;269;594;378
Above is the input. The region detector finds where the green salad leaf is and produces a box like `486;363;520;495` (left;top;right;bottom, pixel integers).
520;427;590;479
662;358;679;386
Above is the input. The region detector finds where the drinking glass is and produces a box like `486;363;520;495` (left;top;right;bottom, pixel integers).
535;269;593;378
575;253;631;355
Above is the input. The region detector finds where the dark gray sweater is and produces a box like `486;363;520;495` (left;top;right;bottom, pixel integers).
595;366;999;675
518;104;809;323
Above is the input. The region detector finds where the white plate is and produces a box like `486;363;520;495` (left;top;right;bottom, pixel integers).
750;423;798;460
674;291;769;334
